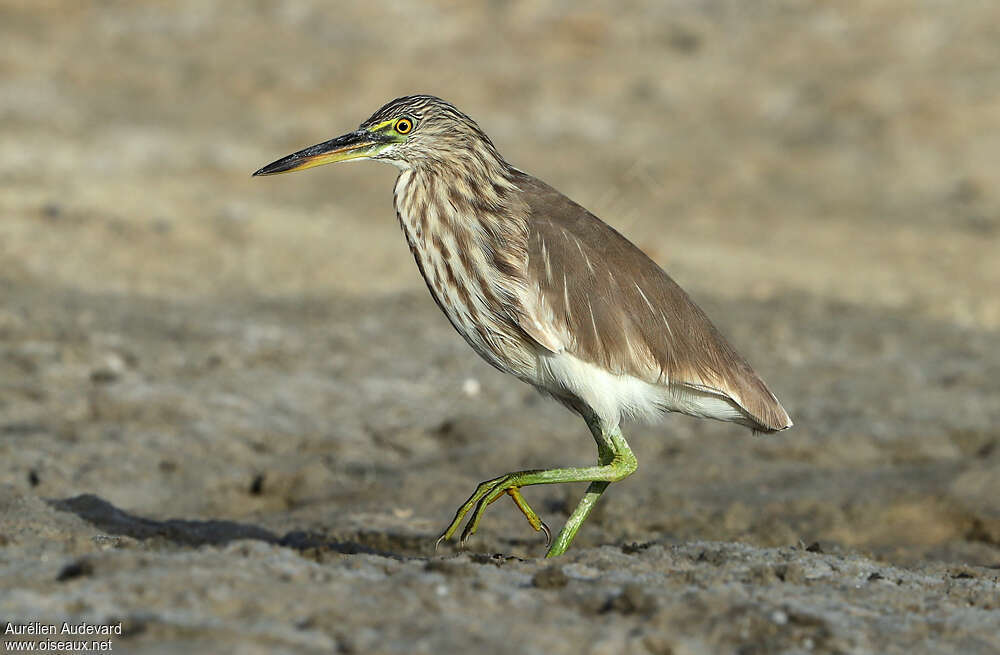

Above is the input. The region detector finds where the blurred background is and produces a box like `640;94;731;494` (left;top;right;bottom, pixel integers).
2;0;1000;568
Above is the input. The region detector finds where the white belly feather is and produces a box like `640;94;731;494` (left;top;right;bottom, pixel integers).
533;350;755;428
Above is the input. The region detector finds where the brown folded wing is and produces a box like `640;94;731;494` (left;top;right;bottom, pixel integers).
512;172;791;433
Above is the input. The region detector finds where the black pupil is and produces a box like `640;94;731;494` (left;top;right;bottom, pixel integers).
398;120;409;132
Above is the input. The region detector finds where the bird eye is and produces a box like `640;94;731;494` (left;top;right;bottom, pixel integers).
394;118;413;134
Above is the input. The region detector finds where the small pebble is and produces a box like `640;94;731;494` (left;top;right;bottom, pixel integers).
461;378;481;396
56;559;94;582
41;202;62;220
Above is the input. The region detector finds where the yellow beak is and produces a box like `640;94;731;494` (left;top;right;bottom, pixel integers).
253;130;382;176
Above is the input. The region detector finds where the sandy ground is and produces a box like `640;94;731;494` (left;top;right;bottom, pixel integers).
2;1;999;653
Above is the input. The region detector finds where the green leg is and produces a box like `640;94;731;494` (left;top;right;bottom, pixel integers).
435;420;637;557
546;417;622;556
545;480;610;557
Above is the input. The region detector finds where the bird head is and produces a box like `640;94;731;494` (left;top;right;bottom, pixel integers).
253;95;503;176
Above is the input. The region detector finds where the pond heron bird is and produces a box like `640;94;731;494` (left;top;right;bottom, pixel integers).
254;95;792;557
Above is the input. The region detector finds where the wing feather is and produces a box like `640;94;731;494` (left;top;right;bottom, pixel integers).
513;173;791;432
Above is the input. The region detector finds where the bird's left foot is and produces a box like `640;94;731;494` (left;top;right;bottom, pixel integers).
434;438;636;556
435;474;551;551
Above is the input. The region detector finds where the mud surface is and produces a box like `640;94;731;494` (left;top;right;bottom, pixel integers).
2;2;999;653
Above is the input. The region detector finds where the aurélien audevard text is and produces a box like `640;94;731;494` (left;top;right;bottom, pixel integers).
4;622;123;636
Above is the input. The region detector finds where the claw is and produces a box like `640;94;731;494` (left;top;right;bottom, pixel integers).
540;520;552;549
459;513;476;546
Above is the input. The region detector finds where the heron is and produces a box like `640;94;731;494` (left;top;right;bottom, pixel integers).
254;95;792;557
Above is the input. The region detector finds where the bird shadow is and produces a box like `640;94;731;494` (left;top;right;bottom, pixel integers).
47;494;418;560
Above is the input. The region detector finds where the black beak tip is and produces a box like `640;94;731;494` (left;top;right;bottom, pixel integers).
252;158;292;177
